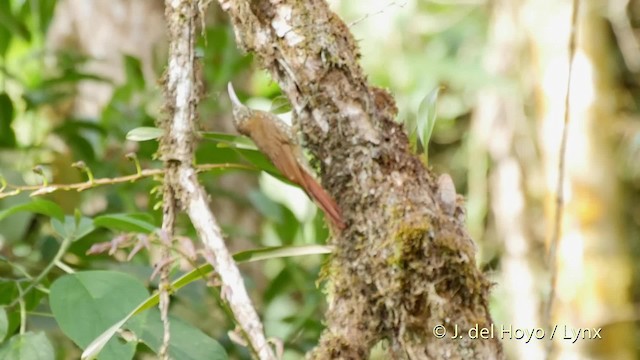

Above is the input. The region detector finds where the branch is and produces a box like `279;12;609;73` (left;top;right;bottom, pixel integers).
0;164;252;199
161;1;275;359
545;0;581;358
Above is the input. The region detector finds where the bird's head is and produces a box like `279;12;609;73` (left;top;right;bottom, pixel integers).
227;82;253;133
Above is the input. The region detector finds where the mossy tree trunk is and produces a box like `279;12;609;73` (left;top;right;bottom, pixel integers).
217;1;503;358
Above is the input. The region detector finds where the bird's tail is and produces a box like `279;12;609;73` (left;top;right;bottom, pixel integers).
300;171;345;230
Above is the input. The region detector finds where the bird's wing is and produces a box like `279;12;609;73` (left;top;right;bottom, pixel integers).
254;117;344;229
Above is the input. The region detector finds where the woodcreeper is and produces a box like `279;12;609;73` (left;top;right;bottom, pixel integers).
227;83;345;229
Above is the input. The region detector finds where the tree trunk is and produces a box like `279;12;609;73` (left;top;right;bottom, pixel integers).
529;0;636;358
472;0;545;359
217;1;503;358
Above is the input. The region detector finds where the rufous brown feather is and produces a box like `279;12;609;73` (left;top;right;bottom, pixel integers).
227;83;345;230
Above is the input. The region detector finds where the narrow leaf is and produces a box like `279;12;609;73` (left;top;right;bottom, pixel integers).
93;213;157;233
198;134;283;178
0;199;64;221
126;127;163;142
81;317;130;360
233;244;333;263
200;131;257;150
269;95;292;114
416;86;442;155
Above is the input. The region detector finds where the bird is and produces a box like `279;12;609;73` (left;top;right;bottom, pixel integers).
227;82;345;230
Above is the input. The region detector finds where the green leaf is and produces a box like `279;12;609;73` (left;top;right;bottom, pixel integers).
26;0;57;38
0;279;44;317
403;114;419;153
0;199;64;222
0;307;7;342
75;208;83;227
41;72;110;86
130;309;227;360
53;120;107;163
0;2;10;58
126;127;163;142
53;119;107;136
270;95;292;114
83;244;331;358
198;134;282;179
0;93;16;148
0;280;17;306
232;245;332;263
0;332;54;360
264;268;293;303
93;213;157;233
416;86;442;156
123;55;145;90
50;271;149;360
22;88;73;110
81;315;131;360
51;215;95;241
248;190;283;223
0;4;30;41
275;206;301;245
200;131;257;150
201;25;252;86
168;245;332;308
66;133;97;163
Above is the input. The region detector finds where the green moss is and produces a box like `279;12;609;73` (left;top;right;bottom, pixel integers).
387;219;431;267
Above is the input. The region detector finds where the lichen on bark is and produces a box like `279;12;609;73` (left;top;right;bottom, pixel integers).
218;0;503;358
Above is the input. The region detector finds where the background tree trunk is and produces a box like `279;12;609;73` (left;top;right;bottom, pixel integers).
528;0;636;358
47;0;166;118
472;0;546;358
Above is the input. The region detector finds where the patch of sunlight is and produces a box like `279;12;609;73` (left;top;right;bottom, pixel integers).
541;51;595;190
557;229;585;302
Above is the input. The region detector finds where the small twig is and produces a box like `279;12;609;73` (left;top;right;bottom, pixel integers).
55;260;75;274
158;231;174;359
126;152;143;177
0;163;253;199
9;233;73;307
545;0;580;358
72;161;95;185
162;0;275;358
17;284;27;335
349;1;407;28
32;165;48;187
0;174;7;192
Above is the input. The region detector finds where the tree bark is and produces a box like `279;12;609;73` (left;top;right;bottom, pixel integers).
218;1;503;358
161;1;275;359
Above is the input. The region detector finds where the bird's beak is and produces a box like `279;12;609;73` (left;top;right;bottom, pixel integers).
227;82;243;108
